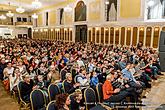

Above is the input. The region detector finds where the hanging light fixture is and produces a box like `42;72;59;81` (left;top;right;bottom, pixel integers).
6;11;14;17
0;14;7;20
16;0;25;13
16;6;25;13
6;2;14;17
0;8;6;20
32;0;42;9
32;13;38;19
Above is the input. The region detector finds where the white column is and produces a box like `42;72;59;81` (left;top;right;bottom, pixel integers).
143;27;147;47
150;27;154;48
104;28;106;45
119;28;121;46
130;27;133;46
113;28;116;45
69;30;70;42
124;28;127;46
95;29;97;44
158;27;162;48
109;27;111;45
99;28;101;44
136;28;140;45
91;28;93;42
87;29;89;43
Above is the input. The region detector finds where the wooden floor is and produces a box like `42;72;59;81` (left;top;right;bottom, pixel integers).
0;81;19;110
142;73;165;110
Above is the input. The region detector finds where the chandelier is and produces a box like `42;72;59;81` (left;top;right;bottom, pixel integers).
6;11;14;17
32;0;42;9
32;13;38;19
0;14;7;20
6;2;14;17
64;5;72;12
16;6;25;13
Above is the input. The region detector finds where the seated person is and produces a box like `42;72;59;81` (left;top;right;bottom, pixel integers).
64;73;80;94
37;75;48;97
70;89;85;110
20;73;37;102
102;74;129;103
122;63;145;91
55;93;71;110
90;71;99;88
76;68;90;90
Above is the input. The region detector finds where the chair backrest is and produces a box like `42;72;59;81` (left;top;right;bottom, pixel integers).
60;68;67;81
17;81;27;104
46;101;57;110
62;79;67;93
96;83;103;103
30;89;46;110
84;88;97;110
74;75;81;83
48;84;60;101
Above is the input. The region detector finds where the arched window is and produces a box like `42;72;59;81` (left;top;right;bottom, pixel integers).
105;0;117;21
75;1;87;22
146;0;165;20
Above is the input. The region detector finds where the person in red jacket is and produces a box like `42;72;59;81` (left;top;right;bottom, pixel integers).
102;74;129;103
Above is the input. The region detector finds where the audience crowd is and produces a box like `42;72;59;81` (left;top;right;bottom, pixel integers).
0;39;163;110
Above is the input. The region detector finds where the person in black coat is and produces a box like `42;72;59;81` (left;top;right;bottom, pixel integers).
64;73;80;94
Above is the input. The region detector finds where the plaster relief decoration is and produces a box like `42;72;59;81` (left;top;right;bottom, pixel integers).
65;11;72;24
147;0;165;20
89;0;101;21
105;0;117;21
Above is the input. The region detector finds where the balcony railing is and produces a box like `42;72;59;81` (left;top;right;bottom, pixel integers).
15;22;33;26
0;22;13;25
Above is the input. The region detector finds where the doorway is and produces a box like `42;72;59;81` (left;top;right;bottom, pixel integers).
75;25;87;43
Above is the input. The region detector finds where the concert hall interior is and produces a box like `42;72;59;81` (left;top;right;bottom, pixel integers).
0;0;165;110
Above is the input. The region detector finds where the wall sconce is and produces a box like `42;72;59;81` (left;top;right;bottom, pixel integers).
105;28;108;31
35;29;38;32
44;29;48;32
147;28;151;31
96;27;99;31
69;28;72;31
64;28;67;31
127;27;131;31
140;27;144;31
88;28;91;30
116;28;119;31
51;29;54;31
154;27;159;31
40;29;43;32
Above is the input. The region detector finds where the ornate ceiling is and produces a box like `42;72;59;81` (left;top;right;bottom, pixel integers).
0;0;66;12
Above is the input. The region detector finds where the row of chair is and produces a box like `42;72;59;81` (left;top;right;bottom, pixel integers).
17;80;106;110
